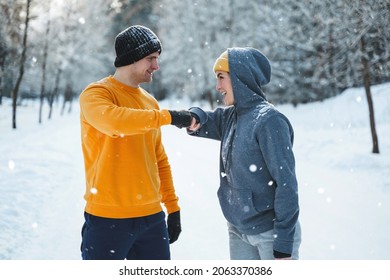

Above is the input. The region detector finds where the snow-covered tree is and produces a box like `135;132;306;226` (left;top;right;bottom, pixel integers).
2;0;389;115
0;0;25;105
11;0;31;129
157;0;237;107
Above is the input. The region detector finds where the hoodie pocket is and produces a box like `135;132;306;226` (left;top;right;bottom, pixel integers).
217;186;273;229
251;187;275;213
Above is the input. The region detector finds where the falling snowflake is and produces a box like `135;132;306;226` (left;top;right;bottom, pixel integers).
317;188;325;194
8;160;15;171
78;17;86;24
249;164;257;172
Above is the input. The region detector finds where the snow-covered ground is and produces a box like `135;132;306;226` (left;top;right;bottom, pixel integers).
0;83;389;261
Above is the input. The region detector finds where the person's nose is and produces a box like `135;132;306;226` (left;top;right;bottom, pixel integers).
216;81;221;92
152;60;159;71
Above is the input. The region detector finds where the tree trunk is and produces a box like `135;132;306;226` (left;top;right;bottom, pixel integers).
39;12;51;124
0;42;5;105
68;97;73;114
11;0;31;129
360;36;379;154
61;84;73;115
0;64;4;105
357;1;380;154
327;23;336;96
48;67;61;119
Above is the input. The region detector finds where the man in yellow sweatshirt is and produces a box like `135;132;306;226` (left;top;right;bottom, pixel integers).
79;25;193;260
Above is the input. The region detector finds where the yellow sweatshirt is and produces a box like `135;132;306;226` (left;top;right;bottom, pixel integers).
79;76;179;218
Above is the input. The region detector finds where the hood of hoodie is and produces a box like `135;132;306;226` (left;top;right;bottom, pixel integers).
227;47;271;113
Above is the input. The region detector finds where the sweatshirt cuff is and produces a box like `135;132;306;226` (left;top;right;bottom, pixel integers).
161;109;172;125
165;203;180;215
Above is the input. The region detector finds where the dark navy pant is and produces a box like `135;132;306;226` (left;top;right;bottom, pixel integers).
81;211;170;260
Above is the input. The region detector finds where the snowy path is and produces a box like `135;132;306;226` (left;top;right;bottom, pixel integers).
0;104;85;259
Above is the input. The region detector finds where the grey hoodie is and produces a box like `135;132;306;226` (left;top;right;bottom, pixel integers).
189;47;299;255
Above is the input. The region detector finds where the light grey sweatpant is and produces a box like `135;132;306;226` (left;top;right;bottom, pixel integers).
228;222;302;260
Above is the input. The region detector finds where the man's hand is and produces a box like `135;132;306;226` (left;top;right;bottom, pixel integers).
167;211;181;244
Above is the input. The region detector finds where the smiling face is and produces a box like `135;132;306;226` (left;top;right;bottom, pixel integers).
130;51;160;85
216;71;234;106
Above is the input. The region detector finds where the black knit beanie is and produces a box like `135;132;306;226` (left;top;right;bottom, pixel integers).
114;25;162;67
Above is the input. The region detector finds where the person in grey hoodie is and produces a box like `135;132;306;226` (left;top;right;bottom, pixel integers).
187;47;301;260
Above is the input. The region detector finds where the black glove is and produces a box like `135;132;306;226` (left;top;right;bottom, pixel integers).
273;250;291;259
168;110;192;128
167;211;181;244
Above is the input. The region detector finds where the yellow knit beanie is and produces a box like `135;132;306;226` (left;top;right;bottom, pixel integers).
213;50;229;73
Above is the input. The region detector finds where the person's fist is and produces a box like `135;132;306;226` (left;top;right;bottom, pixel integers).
167;211;181;244
168;110;192;128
